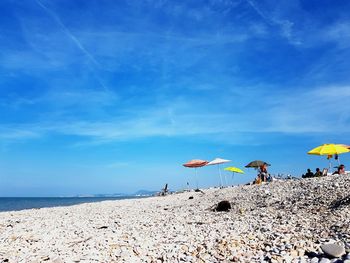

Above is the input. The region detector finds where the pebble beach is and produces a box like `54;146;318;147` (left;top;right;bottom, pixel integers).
1;175;350;263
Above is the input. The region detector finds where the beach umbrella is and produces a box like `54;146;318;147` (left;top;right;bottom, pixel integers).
224;166;244;184
183;159;208;189
308;144;350;155
206;158;231;187
337;144;350;149
245;160;270;168
224;166;244;173
335;144;350;164
308;144;350;169
245;160;270;179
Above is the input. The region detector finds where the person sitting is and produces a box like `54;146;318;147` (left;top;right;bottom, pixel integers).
332;164;346;175
302;169;314;178
254;174;262;184
314;168;322;177
258;163;269;182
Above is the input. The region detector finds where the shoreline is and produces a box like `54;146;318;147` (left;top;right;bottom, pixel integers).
0;195;151;213
1;175;349;262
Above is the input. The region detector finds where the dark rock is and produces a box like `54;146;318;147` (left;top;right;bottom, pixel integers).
214;201;231;212
305;251;319;258
189;196;194;199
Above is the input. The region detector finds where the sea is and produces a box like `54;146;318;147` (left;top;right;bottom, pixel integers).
0;196;145;213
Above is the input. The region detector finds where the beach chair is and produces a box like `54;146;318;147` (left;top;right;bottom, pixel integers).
322;168;328;176
160;183;168;196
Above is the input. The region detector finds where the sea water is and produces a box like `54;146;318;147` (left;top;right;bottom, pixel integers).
0;196;143;212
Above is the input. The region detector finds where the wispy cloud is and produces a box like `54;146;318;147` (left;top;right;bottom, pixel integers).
325;21;350;48
1;1;350;145
1;85;349;145
0;127;41;140
244;0;301;44
0;88;119;113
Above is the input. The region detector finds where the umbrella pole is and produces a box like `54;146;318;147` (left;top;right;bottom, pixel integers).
232;172;235;185
218;164;223;187
195;167;199;190
224;167;228;186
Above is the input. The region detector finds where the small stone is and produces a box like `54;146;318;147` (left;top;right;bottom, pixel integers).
297;249;305;257
285;244;292;250
290;250;298;257
52;257;64;263
310;257;318;263
264;245;271;252
273;247;279;254
283;255;293;263
321;244;346;258
319;258;331;263
41;256;49;261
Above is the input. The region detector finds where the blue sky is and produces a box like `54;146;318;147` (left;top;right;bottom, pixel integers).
0;0;350;197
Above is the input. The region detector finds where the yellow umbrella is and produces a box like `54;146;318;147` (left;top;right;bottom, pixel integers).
308;144;350;155
224;167;244;173
308;144;350;169
337;144;350;150
224;166;244;185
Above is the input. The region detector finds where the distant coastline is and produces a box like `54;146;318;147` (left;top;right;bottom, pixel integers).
0;189;157;212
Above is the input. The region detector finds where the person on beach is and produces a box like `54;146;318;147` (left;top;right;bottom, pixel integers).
332;164;346;175
302;169;314;178
314;168;322;177
258;163;269;182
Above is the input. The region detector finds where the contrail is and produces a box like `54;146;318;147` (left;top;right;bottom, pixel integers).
36;0;101;68
245;0;271;25
36;0;110;91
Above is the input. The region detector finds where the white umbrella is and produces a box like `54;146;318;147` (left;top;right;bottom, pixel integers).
207;158;231;187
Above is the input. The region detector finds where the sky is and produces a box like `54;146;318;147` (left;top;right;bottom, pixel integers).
0;0;350;197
